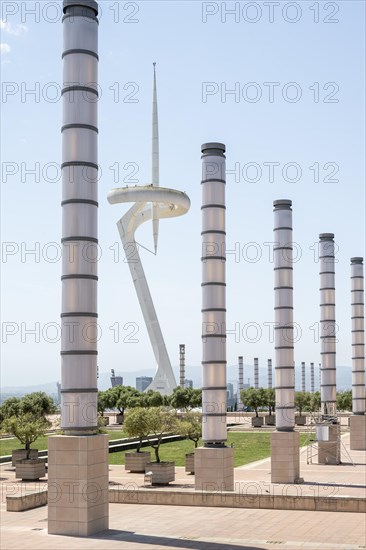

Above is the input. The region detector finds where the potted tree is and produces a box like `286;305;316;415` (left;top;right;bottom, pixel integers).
145;407;179;484
295;391;310;425
3;413;50;480
179;412;202;474
1;392;56;465
123;407;151;472
241;388;265;427
265;388;276;426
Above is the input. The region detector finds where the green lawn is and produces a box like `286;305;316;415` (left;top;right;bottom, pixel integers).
1;430;312;468
0;430;126;457
109;432;312;467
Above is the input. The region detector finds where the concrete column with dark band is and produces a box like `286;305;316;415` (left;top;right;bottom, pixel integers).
319;233;336;417
61;0;99;433
310;362;315;393
351;257;365;414
201;142;227;446
273;199;295;431
254;357;259;388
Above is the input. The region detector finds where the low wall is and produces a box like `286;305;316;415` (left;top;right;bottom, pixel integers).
6;486;364;514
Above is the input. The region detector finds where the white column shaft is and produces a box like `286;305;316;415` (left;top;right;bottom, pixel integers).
61;0;99;432
254;357;259;388
180;344;186;387
201;143;227;445
238;356;243;407
301;362;306;392
274;200;295;431
351;258;365;414
319;233;336;416
268;359;272;388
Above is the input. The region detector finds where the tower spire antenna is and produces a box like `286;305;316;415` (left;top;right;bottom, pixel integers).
152;62;159;253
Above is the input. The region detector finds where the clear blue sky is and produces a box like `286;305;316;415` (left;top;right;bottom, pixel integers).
1;1;365;388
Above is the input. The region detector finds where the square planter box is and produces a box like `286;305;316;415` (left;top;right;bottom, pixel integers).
12;449;38;467
265;415;276;426
295;415;306;426
252;417;264;428
185;452;195;474
115;413;124;424
125;451;151;473
15;459;46;480
145;462;175;485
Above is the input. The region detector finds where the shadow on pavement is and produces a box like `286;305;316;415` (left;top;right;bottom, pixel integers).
91;529;266;550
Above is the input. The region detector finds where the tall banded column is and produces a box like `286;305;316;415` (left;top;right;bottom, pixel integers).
238;356;244;409
274;199;295;431
201;142;227;445
319;233;336;417
61;0;99;433
271;199;300;483
351;258;365;414
254;357;259;388
180;344;186;388
268;359;272;388
49;3;108;537
301;362;306;392
310;362;315;393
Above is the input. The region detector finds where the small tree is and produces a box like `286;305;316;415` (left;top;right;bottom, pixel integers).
265;388;276;416
97;390;112;417
109;385;141;415
179;411;202;449
240;387;266;417
0;397;22;426
170;387;202;411
295;391;311;416
3;413;51;459
21;392;57;416
144;390;164;407
336;390;352;412
124;407;150;452
147;407;179;463
309;391;321;413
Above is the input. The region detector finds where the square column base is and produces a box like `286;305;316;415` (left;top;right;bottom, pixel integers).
350;415;366;450
271;431;300;484
318;424;340;464
194;447;234;491
48;434;109;536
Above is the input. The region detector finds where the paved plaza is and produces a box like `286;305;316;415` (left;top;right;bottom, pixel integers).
1;432;365;550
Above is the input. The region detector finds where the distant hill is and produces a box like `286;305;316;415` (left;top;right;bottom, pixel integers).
0;364;353;401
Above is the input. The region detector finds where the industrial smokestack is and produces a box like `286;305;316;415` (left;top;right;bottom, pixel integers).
61;0;99;433
351;257;365;414
179;344;186;387
319;233;336;417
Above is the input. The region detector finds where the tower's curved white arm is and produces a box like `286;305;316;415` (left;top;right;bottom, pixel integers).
108;185;190;395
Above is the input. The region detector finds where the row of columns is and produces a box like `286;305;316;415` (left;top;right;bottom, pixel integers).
238;358;318;393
